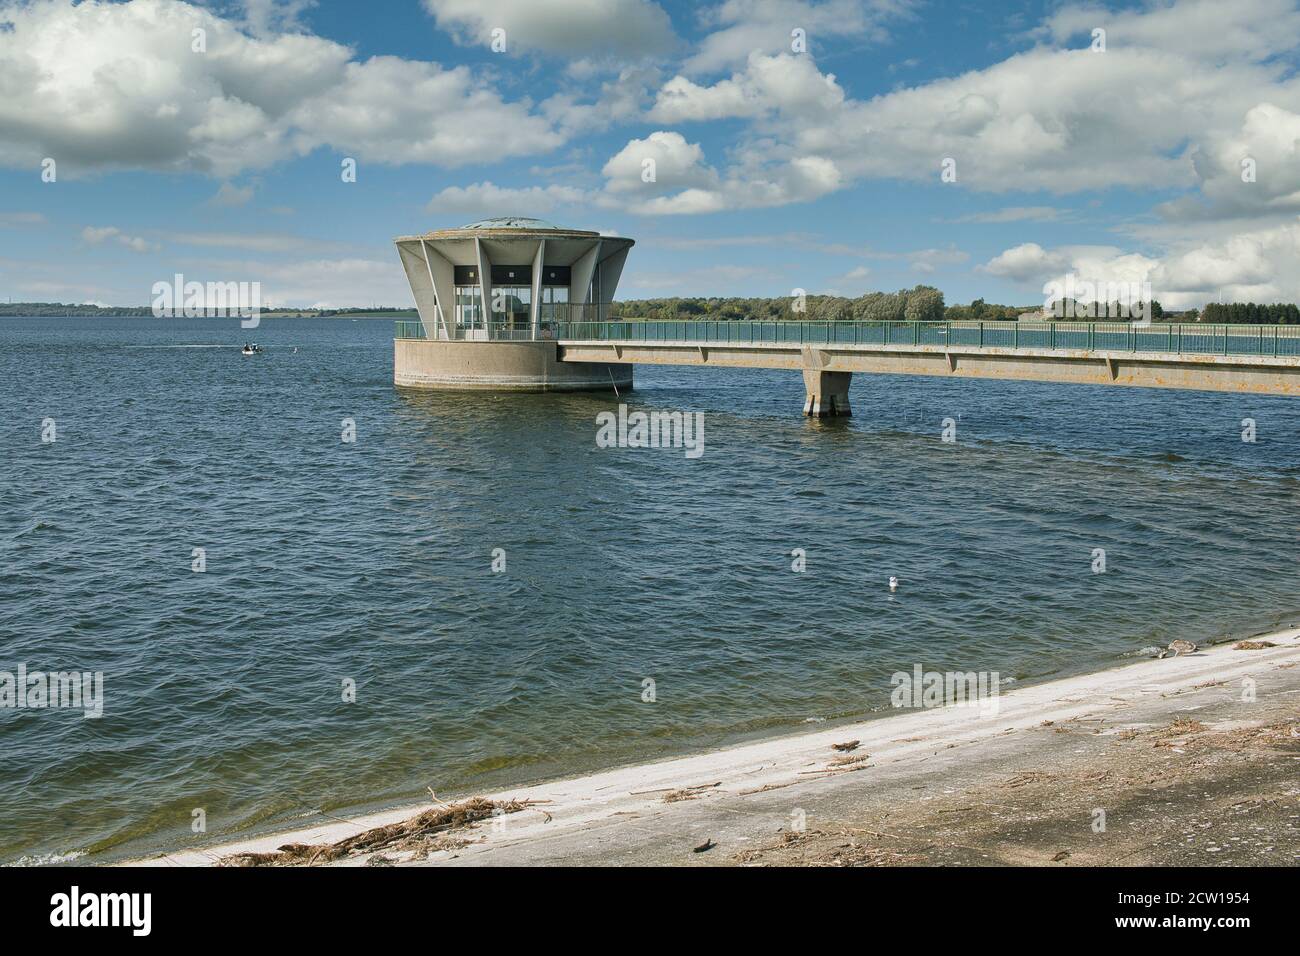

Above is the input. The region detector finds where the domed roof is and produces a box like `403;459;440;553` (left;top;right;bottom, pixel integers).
459;216;563;230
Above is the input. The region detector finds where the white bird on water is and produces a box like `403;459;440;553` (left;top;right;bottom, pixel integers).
889;576;899;593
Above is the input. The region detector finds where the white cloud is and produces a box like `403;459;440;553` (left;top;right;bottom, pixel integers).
601;131;719;194
0;0;573;176
685;0;912;74
426;181;589;216
647;0;1300;206
650;52;843;123
0;0;352;176
981;243;1070;282
80;225;158;253
982;221;1300;308
0;212;46;226
423;0;677;57
166;231;348;253
239;0;317;36
1159;103;1300;223
288;56;565;166
945;206;1062;224
597;130;840;214
1040;0;1300;62
902;247;970;275
209;182;256;207
253;257;411;307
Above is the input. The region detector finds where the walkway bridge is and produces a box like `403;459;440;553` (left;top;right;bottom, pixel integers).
395;319;1300;415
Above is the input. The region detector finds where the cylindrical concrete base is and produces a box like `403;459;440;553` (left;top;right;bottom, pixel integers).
395;338;633;392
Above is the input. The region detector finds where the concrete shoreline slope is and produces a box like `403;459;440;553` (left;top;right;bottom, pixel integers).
130;630;1300;867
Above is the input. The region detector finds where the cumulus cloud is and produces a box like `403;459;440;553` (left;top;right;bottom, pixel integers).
650;52;843;123
597;130;840;214
288;56;565;166
239;0;317;37
422;0;677;57
646;0;1300;208
685;0;912;74
1158;104;1300;223
981;243;1071;282
601;131;719;194
982;222;1300;309
0;0;573;176
1039;0;1300;62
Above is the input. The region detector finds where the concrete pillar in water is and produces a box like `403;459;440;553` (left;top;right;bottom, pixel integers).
802;369;852;417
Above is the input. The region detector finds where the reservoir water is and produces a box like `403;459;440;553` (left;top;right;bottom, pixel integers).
1;315;1297;864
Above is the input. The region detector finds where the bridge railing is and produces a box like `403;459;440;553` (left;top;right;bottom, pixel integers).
549;320;1300;358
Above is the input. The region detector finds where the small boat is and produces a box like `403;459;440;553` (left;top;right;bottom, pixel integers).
241;344;263;355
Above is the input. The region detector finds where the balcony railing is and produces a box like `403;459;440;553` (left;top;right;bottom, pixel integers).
395;317;1300;358
394;303;617;341
549;319;1300;358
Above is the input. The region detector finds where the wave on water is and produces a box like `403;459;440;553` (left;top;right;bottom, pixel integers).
7;850;87;867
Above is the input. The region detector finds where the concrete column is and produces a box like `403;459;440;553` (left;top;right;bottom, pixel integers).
530;239;545;338
802;369;852;417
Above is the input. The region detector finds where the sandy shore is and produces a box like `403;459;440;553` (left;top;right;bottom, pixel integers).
129;629;1300;867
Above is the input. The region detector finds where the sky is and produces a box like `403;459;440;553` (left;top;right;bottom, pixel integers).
1;0;1299;309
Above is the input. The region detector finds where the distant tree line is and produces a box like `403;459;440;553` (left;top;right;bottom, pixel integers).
1198;302;1300;324
0;301;152;316
611;286;951;323
612;294;1300;325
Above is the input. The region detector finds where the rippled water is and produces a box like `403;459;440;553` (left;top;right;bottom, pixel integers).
1;316;1297;864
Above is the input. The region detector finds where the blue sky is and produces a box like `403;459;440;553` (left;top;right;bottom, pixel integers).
1;0;1299;308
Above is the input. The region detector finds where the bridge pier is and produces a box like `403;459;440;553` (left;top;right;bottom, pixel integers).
802;369;852;417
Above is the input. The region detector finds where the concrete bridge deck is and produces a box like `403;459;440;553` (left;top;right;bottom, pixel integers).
551;319;1300;414
393;319;1300;414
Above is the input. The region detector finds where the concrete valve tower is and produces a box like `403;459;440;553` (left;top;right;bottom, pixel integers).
393;217;634;391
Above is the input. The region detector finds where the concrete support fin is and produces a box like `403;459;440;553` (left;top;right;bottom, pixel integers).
476;237;493;340
420;239;455;340
397;241;438;337
802;369;853;417
570;240;602;316
594;245;629;311
531;239;545;337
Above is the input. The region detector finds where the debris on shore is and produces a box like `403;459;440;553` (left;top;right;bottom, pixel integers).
218;797;541;866
1234;640;1277;650
662;782;721;803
